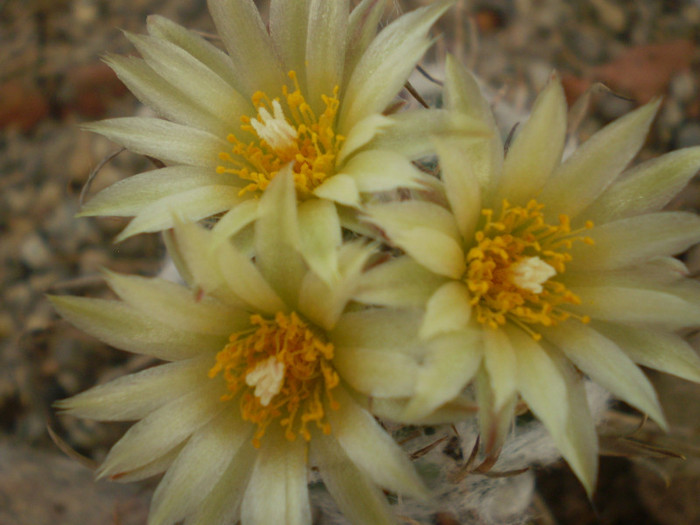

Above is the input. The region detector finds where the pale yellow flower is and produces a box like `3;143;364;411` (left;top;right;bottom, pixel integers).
360;55;700;494
80;0;474;241
50;168;474;525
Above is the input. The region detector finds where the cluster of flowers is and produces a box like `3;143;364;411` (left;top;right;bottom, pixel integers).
51;0;700;524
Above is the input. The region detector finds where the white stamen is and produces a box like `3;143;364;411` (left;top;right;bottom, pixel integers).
509;256;556;294
250;99;297;151
245;357;285;406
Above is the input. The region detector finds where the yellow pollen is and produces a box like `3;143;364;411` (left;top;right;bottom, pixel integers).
217;71;345;199
465;199;594;340
208;312;340;448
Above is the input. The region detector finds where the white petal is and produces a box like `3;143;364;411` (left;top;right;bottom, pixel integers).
149;411;251;525
568;211;700;272
84;118;226;167
48;295;224;361
240;427;311;525
333;347;418;398
115;185;245;241
305;0;348;112
581;146;700;224
539;99;661;219
104;270;247;336
328;387;427;498
55;357;211;421
207;0;286;97
312;433;395;525
497;73;567;206
97;382;223;479
403;328;482;420
298;199;341;285
339;0;452;131
594;322;700;383
113;444;183;483
483;327;517;412
544;322;666;428
420;279;472;339
254;167;305;307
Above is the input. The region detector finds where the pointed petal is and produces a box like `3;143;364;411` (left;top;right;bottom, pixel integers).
497;73;567;205
344;0;386;80
545;322;666;428
211;199;259;247
419;281;472;339
581;146;700;224
341;149;434;193
483;327;517;411
313;174;361;207
312;433;395;525
339;0;452;130
333;346;418;398
55;357;211;421
305;0;348;112
328;387;427;498
48;295;224;361
240;427;311;525
297;199;341;285
255;167;305;307
84;118;226;167
207;0;286;97
270;0;311;80
476;365;517;455
594;322;700;383
403;328;482;420
539;99;661;219
115;185;245;241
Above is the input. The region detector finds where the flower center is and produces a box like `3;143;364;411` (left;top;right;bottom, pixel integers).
208;312;340;448
465;199;594;340
217;71;345;199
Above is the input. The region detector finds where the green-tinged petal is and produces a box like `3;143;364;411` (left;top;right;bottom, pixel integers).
403;328;482;420
336;114;392;165
312;432;395;525
328;387;427;499
216;236;287;315
419;281;472;339
340;149;434;193
444;54;503;190
334;347;418;398
206;0;286;97
339;0;453;131
48;295;224;361
539;99;661;219
570;285;700;329
476;365;516;455
435;137;482;241
547;350;599;496
84;118;226;167
354;256;448;308
367;109;491;161
393;227;466;279
545;322;666;428
313;174;361;207
497;73;567;206
125;33;249;127
104;55;229;136
568;212;700;272
371;395;478;425
254;167;305;307
103;270;247;336
146;15;242;92
79;166;236;218
298;199;341;285
210;199;259;247
483;327;517;412
112;444;184;483
581;146;700;224
305;0;348;112
115;185;244;241
185;443;256;525
594;322;700;383
345;0;386;81
331;308;425;357
55;357;211;421
240;427;311;525
148;411;251;525
564;257;689;289
97;382;223;479
270;0;310;83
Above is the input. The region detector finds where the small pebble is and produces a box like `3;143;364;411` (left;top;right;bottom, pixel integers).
20;233;52;270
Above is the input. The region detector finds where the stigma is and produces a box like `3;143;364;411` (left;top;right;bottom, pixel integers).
509;256;557;294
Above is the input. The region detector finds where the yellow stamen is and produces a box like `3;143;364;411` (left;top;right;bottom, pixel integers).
217;71;345;199
465;199;593;339
208;312;340;448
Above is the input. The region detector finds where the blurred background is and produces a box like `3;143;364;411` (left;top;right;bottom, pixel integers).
1;0;699;523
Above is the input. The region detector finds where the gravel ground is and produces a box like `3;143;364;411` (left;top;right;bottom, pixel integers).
1;1;699;524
